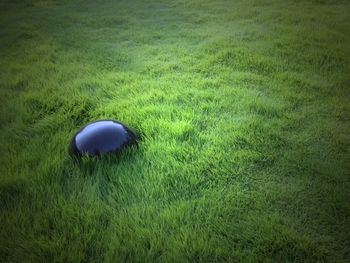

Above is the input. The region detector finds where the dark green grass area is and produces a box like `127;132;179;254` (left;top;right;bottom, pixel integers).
1;0;350;262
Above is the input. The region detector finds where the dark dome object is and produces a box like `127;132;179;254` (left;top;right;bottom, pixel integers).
69;120;137;157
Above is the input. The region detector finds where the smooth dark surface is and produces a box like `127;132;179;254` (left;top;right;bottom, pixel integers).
69;120;137;157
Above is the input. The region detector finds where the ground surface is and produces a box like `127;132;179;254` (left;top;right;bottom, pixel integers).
1;0;350;262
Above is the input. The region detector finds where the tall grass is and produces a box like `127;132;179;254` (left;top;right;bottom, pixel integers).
1;0;349;261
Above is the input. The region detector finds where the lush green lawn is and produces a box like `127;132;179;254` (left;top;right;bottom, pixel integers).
1;0;350;262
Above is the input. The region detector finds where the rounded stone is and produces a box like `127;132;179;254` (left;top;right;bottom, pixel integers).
69;120;137;157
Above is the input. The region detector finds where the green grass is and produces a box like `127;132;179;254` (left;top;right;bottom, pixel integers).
1;0;350;262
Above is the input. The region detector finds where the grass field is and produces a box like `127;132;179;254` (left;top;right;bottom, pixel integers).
1;0;350;262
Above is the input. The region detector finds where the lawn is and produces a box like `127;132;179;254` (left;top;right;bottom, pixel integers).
1;0;350;262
